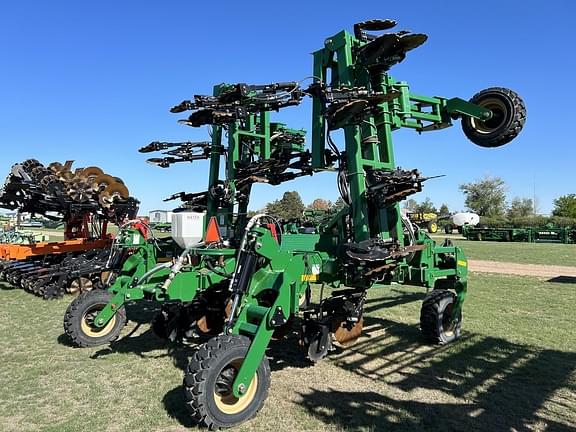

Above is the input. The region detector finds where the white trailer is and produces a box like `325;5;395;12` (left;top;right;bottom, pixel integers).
149;210;173;224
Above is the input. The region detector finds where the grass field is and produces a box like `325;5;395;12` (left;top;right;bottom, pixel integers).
1;270;575;431
430;236;576;267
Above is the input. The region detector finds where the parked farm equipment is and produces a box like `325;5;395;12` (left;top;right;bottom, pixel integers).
463;225;576;243
0;159;139;298
444;212;480;234
63;19;525;428
0;227;47;244
405;211;440;233
151;222;171;233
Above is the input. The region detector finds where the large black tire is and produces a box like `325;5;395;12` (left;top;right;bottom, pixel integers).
462;87;526;148
420;289;461;345
63;290;126;347
184;335;271;429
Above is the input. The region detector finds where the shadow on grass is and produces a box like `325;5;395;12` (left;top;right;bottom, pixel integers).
57;333;76;347
297;385;575;432
89;328;194;370
0;281;17;290
298;316;576;431
57;301;200;370
548;276;576;284
162;386;196;428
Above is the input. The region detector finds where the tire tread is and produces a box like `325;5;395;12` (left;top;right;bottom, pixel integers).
63;290;126;347
183;335;270;429
462;87;526;147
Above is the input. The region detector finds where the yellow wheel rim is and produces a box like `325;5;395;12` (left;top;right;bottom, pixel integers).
470;98;507;134
213;360;258;415
80;306;116;338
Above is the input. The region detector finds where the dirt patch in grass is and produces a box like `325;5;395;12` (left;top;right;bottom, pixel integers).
469;259;576;278
450;240;576;267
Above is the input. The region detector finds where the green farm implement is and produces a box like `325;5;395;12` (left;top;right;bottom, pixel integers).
63;19;526;428
463;225;576;243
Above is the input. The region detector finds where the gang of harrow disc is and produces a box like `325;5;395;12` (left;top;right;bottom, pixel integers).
79;166;104;180
99;182;129;208
67;277;93;295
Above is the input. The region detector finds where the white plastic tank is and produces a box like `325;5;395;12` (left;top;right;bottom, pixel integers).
171;211;206;249
452;212;480;227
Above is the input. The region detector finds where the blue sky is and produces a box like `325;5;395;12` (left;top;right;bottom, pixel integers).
0;1;574;215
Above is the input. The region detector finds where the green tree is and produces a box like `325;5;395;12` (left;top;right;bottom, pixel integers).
331;196;347;212
507;197;534;218
459;175;507;217
415;197;437;214
265;191;305;220
552;194;576;218
438;203;450;216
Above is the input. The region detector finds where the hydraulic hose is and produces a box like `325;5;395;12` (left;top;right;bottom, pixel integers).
159;241;204;291
225;213;269;332
135;261;173;286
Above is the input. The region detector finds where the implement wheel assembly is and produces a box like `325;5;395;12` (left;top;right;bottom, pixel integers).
420;289;461;344
63;290;126;347
462;87;526;148
184;335;270;429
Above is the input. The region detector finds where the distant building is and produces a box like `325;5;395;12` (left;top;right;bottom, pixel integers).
149;210;173;224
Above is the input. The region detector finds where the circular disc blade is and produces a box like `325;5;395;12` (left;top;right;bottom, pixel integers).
333;316;364;347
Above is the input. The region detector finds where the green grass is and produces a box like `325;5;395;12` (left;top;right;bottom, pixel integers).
432;237;576;267
1;273;575;431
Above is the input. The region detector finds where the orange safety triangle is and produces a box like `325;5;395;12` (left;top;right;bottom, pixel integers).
205;216;222;244
266;223;279;243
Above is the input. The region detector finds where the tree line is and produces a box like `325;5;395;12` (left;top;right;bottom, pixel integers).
261;192;346;220
459;174;576;220
258;175;576;225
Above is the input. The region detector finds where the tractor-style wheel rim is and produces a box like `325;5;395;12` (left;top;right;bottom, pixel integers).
80;305;116;338
213;359;258;415
470;97;508;134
